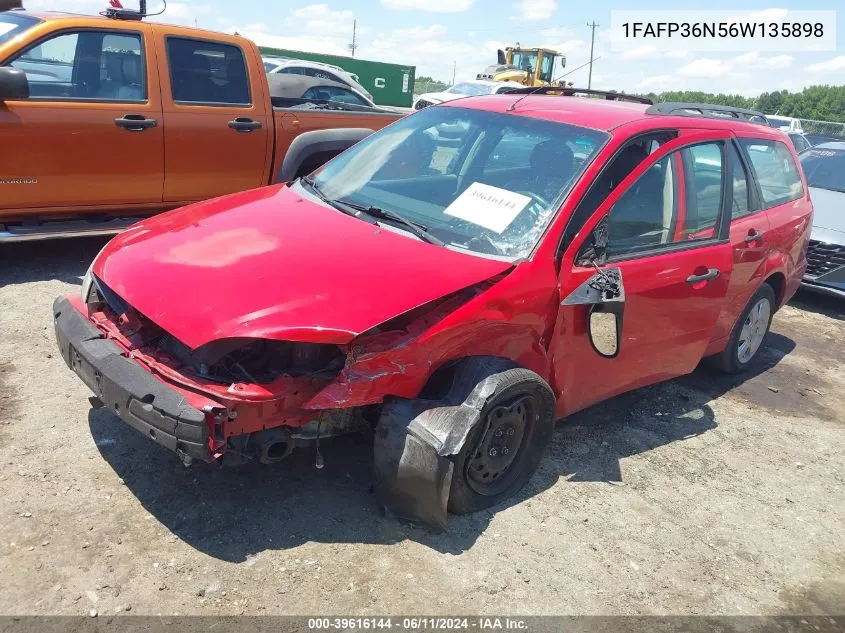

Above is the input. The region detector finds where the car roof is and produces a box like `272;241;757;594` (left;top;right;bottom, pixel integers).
442;94;790;136
264;57;348;73
811;141;845;151
267;73;356;98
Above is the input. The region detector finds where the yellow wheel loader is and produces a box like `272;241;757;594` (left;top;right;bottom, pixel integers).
477;47;566;87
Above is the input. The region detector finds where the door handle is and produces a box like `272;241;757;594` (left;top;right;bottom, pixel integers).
744;229;764;244
114;114;157;131
228;117;262;132
686;268;720;284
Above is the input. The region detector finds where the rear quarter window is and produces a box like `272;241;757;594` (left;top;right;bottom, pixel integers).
738;139;804;207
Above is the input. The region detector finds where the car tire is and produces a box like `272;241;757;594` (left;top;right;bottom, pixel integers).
447;368;556;515
713;283;777;374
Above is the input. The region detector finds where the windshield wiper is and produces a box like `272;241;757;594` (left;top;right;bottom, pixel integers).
299;177;376;223
336;200;445;247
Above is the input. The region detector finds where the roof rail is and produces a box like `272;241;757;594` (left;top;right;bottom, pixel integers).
506;86;653;105
646;102;770;125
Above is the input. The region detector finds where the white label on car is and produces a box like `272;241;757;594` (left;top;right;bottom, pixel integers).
444;182;531;233
0;24;16;36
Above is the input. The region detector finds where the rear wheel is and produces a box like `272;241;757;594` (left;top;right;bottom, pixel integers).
447;368;555;515
713;283;776;374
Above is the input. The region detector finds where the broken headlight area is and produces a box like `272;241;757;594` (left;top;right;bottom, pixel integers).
84;274;345;386
155;335;346;385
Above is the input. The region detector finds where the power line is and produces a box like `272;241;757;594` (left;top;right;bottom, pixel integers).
552;56;602;83
586;20;598;89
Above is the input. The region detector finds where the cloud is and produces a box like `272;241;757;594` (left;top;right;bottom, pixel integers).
288;4;356;35
241;30;350;57
728;8;789;23
380;0;474;12
512;0;557;22
637;74;675;90
621;45;661;61
806;55;845;74
676;58;731;78
733;52;793;69
538;26;573;40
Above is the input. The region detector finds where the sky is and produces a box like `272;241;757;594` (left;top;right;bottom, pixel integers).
25;0;845;96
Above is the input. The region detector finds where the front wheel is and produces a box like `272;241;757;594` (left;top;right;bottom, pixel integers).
447;368;555;515
713;283;776;374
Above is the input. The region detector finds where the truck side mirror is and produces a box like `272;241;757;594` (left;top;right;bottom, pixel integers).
497;49;506;65
0;67;29;102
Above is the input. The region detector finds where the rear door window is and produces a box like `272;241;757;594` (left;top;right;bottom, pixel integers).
166;37;250;105
738;139;804;207
683;143;723;234
728;143;753;219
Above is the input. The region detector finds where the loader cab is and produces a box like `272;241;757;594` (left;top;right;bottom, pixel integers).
506;47;560;85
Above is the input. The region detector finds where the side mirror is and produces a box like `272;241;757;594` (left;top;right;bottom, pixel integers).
588;305;621;358
497;49;506;65
0;67;29;101
575;215;609;267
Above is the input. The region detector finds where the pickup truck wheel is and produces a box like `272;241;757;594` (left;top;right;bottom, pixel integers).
713;283;776;374
447;368;555;515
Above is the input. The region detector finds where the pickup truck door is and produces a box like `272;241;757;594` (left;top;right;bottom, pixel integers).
153;32;271;203
0;26;163;210
551;132;735;418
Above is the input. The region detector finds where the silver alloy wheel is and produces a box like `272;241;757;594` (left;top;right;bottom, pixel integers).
737;297;772;364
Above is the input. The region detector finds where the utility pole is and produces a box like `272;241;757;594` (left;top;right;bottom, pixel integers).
349;19;358;57
586;20;599;89
452;60;456;86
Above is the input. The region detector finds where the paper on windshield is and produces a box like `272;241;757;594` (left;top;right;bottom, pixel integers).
0;24;16;37
444;182;531;234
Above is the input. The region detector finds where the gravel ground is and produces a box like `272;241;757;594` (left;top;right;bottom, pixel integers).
0;237;843;617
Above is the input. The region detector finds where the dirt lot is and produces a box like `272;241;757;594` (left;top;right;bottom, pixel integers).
0;237;843;617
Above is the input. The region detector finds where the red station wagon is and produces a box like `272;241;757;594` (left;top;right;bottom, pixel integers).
53;89;812;526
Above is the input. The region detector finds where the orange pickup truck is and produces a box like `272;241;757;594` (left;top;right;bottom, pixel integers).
0;9;402;241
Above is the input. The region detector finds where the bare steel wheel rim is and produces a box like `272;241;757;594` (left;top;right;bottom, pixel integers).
466;395;535;495
737;297;771;364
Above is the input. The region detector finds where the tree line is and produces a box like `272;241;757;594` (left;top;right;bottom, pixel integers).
642;85;845;123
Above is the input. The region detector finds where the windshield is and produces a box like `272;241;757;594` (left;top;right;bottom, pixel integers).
447;82;495;96
800;147;845;193
308;106;609;259
511;51;538;72
768;116;792;129
0;13;42;46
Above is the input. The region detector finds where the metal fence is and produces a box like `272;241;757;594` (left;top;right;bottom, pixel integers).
799;118;845;143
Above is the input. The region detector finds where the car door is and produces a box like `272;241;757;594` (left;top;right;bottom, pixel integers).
551;132;735;417
0;26;163;211
155;32;271;203
706;140;772;346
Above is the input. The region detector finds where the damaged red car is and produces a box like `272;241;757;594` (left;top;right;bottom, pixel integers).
54;90;812;526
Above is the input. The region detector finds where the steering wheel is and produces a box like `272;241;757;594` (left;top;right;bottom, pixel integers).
514;190;551;210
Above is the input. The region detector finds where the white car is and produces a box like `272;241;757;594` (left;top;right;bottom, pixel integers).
413;79;525;110
767;115;804;134
262;56;373;102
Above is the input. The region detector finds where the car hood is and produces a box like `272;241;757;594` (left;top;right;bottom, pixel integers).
809;186;845;238
94;185;512;349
